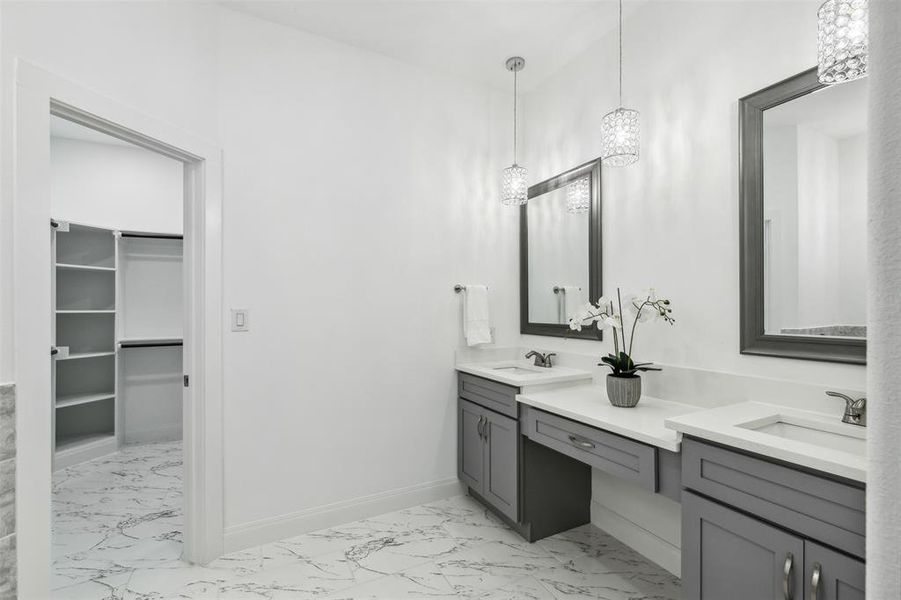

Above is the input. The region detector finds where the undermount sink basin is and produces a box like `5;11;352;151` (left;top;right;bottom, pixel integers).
738;414;866;456
491;366;542;375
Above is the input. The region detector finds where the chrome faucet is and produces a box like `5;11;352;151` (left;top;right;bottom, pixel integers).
826;391;867;426
525;350;556;368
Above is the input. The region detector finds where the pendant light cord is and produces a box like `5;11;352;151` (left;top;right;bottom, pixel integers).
618;0;623;107
513;68;518;165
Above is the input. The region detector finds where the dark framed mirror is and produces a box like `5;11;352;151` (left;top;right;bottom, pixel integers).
740;68;867;364
520;158;602;339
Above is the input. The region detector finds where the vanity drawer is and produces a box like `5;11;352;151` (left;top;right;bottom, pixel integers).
522;406;657;491
458;373;518;419
682;438;866;559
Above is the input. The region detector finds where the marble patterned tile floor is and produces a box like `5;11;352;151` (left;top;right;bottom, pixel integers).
52;441;681;599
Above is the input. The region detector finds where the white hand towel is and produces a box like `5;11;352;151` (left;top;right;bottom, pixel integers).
463;285;492;346
562;286;584;323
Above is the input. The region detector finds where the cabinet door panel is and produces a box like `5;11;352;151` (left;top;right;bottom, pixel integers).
683;491;803;600
458;399;484;493
805;541;865;600
483;411;519;522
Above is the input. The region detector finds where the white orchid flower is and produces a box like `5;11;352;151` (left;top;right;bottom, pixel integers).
635;306;655;323
624;294;640;314
643;288;658;302
596;296;611;308
604;315;622;330
569;319;582;331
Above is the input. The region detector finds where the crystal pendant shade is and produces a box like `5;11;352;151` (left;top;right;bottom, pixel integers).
566;177;590;214
501;164;528;206
817;0;868;85
602;107;640;167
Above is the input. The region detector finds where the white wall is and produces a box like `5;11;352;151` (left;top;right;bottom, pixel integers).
517;0;866;571
763;124;867;332
50;136;183;234
797;124;842;326
216;9;517;539
762;125;799;333
837;133;867;323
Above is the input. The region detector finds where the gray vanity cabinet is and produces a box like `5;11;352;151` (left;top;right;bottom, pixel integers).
457;397;519;522
682;491;804;600
681;438;866;600
805;541;865;600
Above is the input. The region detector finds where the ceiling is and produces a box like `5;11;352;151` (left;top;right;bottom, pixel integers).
221;1;643;91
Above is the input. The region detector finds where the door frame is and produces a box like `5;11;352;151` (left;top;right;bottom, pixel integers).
12;59;224;597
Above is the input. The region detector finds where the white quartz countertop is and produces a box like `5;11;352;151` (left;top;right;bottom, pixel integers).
665;402;867;482
455;361;593;388
516;384;703;452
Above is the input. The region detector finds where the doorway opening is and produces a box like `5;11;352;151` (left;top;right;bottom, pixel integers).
49;114;188;594
11;61;224;597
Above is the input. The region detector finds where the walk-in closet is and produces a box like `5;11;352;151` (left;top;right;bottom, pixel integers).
50;117;185;469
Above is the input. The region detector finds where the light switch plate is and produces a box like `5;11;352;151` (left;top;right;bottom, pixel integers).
231;309;249;332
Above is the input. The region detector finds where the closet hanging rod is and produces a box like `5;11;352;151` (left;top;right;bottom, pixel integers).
119;340;183;349
119;231;183;240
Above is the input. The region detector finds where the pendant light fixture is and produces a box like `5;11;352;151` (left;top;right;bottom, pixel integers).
501;56;528;206
817;0;868;85
602;0;639;167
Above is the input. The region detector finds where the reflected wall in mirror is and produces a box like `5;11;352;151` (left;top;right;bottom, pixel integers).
520;159;602;339
527;185;589;323
740;68;867;364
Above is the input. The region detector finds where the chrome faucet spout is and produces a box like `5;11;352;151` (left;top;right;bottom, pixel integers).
525;350;555;368
826;391;866;426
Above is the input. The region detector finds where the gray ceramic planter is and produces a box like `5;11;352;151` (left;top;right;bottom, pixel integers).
606;374;641;408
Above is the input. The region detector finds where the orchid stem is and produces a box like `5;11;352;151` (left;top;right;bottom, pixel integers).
616;289;626;356
628;299;650;357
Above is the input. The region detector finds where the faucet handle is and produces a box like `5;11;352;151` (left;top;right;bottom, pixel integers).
826;390;865;407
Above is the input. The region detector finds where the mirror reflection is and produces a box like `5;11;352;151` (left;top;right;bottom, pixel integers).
527;179;590;324
762;77;867;339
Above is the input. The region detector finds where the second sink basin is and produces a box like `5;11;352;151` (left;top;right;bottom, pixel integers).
738;414;866;456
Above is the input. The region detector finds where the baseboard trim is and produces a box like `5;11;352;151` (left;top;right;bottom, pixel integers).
124;424;182;445
590;499;681;577
224;477;464;553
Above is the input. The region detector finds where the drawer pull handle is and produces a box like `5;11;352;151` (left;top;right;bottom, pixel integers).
477;416;485;439
783;552;794;600
568;435;595;449
810;562;821;600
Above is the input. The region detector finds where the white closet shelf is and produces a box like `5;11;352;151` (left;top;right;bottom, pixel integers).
56;309;116;314
58;351;116;361
55;432;116;454
56;392;115;409
56;263;116;272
